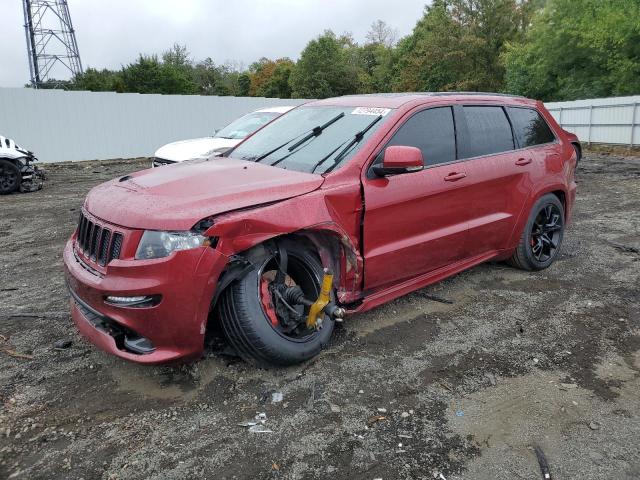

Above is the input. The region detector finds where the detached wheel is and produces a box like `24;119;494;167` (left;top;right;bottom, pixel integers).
509;194;565;271
217;239;335;366
0;160;21;195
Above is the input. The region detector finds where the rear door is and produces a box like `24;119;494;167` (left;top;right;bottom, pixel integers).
361;106;474;291
456;105;533;257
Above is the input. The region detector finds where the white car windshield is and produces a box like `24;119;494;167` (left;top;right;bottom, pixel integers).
214;111;280;140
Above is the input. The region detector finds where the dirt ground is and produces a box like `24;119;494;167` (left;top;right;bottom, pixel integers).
1;152;639;480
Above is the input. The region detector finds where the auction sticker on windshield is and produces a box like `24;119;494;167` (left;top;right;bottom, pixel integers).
351;107;391;116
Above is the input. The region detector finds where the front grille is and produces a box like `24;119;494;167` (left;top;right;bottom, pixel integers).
76;212;123;266
110;233;123;262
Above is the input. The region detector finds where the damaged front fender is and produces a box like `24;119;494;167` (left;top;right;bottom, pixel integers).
205;183;364;304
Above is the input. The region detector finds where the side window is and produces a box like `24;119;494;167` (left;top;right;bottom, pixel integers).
385;107;456;166
462;106;514;158
507;107;556;147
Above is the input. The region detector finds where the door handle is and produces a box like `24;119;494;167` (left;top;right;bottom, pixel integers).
444;172;466;181
515;157;532;166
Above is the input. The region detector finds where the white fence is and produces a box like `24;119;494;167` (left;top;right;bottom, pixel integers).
1;89;638;163
0;88;309;163
545;95;640;147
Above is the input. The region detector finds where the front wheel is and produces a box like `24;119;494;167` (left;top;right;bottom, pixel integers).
216;239;334;366
0;160;21;195
509;194;565;271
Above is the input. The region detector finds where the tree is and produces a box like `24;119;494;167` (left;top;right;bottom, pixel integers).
256;59;295;98
248;57;278;96
161;43;191;68
238;73;251;96
365;20;398;48
504;0;640;100
72;68;124;92
120;54;197;94
289;30;359;98
393;0;538;92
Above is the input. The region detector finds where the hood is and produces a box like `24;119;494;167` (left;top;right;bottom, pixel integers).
154;137;240;162
85;158;324;231
0;135;28;159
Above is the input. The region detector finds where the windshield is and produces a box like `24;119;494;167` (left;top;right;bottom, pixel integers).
214;111;280;140
229;106;393;174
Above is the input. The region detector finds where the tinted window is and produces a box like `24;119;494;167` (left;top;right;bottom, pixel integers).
385;107;456;166
508;107;556;147
462;106;514;157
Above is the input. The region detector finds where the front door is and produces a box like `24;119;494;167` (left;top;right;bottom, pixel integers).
361;106;474;292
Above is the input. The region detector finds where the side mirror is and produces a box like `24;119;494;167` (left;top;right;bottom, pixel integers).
372;145;424;177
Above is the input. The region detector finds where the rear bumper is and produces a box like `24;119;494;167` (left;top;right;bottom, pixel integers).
63;237;228;364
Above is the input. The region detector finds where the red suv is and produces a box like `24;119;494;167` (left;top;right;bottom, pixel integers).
63;93;579;366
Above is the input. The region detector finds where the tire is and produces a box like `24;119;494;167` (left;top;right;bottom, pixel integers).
509;194;565;271
217;239;335;366
572;143;581;163
0;159;21;195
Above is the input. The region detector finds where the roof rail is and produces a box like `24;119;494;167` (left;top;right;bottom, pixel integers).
339;91;526;99
429;91;526;98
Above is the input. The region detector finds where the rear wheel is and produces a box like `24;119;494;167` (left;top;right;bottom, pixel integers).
0;159;21;195
217;239;334;366
509;194;565;271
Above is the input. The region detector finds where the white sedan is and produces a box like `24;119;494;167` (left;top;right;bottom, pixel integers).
152;105;295;167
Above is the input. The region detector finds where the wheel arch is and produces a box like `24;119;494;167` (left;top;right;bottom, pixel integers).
507;185;569;250
571;142;582;162
210;227;361;314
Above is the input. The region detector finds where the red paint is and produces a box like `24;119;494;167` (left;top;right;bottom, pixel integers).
63;93;577;364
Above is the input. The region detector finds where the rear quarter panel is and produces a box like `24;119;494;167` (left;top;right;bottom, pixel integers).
506;103;578;248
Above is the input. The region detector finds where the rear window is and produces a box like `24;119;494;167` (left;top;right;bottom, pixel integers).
385;107;456;166
507;107;556;147
462;106;514;158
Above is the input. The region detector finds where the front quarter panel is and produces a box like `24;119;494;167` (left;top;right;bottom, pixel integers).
205;182;364;302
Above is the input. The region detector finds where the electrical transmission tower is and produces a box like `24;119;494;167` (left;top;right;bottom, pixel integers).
22;0;83;88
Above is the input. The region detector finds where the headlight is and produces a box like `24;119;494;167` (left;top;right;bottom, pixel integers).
135;231;210;260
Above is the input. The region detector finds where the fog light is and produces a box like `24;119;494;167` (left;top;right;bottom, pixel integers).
104;295;160;307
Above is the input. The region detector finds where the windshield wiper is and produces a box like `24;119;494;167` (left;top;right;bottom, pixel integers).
251;112;345;163
321;115;383;174
286;112;345;152
309;141;349;173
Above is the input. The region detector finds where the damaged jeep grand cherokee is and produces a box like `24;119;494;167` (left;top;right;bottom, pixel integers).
63;93;579;366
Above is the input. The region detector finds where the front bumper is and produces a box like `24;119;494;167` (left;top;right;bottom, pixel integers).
63;236;228;364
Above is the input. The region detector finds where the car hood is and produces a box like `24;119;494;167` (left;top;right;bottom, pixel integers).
154;137;240;162
85;158;324;230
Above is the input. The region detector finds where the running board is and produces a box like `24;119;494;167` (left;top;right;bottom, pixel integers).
350;250;505;314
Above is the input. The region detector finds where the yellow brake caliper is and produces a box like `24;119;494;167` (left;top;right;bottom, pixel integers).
306;269;334;329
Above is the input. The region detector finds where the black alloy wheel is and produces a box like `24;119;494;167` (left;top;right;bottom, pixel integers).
509;193;565;271
530;204;563;262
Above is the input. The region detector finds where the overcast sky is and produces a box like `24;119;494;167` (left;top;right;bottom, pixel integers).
0;0;428;87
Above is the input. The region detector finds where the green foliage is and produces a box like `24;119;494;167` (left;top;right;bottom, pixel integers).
119;54;198;94
253;58;294;98
503;0;640;100
238;73;251;96
64;3;640;102
71;68;123;92
393;0;535;92
289;31;360;98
